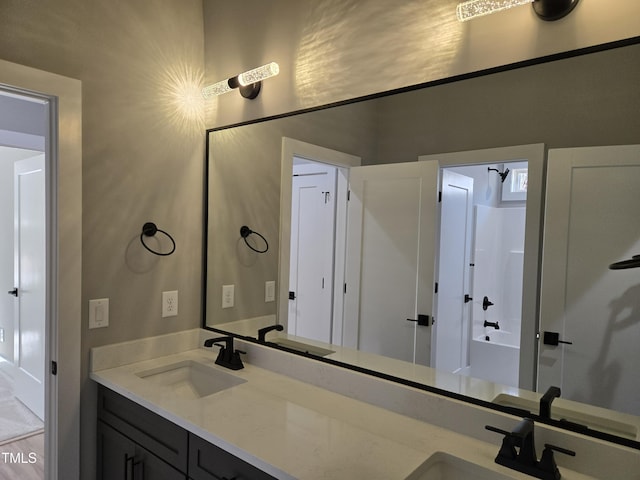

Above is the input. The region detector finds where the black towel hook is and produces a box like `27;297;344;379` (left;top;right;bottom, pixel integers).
240;225;269;254
140;222;176;256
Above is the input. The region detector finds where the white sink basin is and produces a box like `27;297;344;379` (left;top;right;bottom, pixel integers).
492;393;638;440
405;452;515;480
271;338;335;357
135;360;246;399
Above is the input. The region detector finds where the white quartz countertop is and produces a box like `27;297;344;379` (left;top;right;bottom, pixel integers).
91;347;598;480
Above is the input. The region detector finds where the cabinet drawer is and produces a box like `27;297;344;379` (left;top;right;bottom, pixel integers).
188;433;276;480
98;386;189;473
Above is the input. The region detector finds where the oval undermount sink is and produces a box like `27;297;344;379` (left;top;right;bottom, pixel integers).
135;360;246;399
405;452;516;480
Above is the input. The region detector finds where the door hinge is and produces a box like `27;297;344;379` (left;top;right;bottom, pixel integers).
51;361;57;375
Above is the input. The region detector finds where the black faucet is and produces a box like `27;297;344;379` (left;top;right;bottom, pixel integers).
486;418;575;480
203;336;245;370
257;324;284;342
484;320;500;329
540;386;561;420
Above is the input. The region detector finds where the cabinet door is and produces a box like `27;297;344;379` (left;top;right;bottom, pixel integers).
98;421;187;480
97;421;135;480
188;433;276;480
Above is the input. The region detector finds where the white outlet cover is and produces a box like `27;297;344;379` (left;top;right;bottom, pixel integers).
162;290;178;317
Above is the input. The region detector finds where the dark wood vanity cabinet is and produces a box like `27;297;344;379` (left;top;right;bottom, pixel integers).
188;433;276;480
97;385;276;480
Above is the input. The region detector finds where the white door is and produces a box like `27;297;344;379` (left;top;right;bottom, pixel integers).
13;154;46;420
433;170;474;373
538;145;640;416
288;162;337;343
344;161;438;365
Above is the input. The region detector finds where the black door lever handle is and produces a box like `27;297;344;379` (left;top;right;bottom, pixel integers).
7;288;18;297
406;314;430;326
543;331;573;346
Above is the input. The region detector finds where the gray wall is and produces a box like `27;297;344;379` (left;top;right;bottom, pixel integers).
0;1;204;477
203;0;640;128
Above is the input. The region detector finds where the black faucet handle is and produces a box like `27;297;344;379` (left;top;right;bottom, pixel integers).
485;425;517;460
538;443;576;479
544;444;575;457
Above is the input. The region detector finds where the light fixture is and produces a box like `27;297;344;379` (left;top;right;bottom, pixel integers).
202;62;279;100
456;0;580;22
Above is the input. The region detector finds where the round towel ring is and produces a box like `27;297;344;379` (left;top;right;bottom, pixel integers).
140;222;176;256
240;225;269;254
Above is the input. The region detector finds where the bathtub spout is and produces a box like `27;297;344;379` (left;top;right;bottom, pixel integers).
484;320;500;329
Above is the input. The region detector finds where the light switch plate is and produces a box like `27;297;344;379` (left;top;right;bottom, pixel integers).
222;284;234;309
265;280;275;302
89;298;109;329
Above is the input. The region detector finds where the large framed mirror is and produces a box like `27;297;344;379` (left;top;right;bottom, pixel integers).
204;38;640;448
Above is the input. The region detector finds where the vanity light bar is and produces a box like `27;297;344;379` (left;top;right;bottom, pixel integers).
202;62;280;100
456;0;532;22
456;0;580;22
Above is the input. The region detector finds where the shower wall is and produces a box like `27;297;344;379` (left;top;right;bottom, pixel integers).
472;205;526;341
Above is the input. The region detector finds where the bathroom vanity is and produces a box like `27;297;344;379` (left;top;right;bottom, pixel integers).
91;330;639;479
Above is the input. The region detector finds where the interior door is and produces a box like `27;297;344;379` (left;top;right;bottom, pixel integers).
433;170;474;373
344;161;438;365
13;153;46;420
538;145;640;416
288;162;337;343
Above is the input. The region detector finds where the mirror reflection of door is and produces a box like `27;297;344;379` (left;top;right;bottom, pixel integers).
433;169;474;374
344;161;438;365
288;159;337;343
539;145;640;417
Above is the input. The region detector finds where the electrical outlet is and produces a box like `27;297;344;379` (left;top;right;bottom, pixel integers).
265;280;275;302
89;298;109;329
222;285;234;309
162;290;178;317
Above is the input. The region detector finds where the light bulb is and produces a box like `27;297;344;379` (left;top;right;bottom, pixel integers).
238;62;280;87
201;79;233;99
456;0;533;22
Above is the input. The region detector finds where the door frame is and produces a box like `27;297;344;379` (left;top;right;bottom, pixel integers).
1;59;82;480
419;144;546;391
279;138;360;345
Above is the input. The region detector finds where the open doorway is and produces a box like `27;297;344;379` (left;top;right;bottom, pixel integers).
1;58;82;480
0;92;48;468
434;161;528;389
278;138;361;346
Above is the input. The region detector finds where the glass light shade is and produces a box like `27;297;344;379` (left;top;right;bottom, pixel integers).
238;62;280;87
456;0;533;22
201;79;233;99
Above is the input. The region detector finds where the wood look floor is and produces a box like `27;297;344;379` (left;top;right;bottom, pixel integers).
0;432;44;480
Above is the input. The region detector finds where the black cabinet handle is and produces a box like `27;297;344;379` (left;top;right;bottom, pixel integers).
7;288;18;297
464;294;473;303
125;454;134;480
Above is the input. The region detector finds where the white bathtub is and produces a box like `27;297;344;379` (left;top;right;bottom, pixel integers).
470;330;520;388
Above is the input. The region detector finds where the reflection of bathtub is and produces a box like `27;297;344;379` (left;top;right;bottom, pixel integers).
470;331;519;388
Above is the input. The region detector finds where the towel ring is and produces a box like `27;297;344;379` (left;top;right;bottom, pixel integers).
140;222;176;256
240;225;269;254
